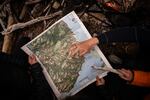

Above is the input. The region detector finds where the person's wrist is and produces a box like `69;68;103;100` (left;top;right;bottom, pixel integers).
93;37;99;44
88;37;99;47
127;70;134;84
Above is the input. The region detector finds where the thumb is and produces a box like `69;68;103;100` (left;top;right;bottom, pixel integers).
96;76;105;86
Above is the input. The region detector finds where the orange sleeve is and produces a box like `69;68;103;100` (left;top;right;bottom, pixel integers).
131;71;150;87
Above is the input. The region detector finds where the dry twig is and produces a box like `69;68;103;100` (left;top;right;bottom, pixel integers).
1;11;62;35
43;3;52;30
0;18;6;31
25;0;41;5
19;5;27;20
0;0;11;10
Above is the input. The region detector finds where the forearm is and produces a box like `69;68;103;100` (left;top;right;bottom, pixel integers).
131;71;150;87
97;27;141;43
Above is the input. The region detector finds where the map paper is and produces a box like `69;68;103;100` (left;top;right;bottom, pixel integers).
21;11;112;99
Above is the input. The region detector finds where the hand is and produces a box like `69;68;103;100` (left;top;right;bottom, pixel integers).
96;76;105;86
28;55;37;65
117;68;134;82
69;37;99;57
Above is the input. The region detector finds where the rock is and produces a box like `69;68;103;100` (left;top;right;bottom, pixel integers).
52;1;60;9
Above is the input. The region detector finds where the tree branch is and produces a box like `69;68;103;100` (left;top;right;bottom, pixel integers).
25;0;41;5
0;0;11;10
0;18;6;31
1;11;62;35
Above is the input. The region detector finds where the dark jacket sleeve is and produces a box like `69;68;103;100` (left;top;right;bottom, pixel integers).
29;63;55;100
97;26;150;44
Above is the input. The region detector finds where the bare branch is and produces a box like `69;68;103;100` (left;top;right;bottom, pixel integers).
61;0;65;6
0;18;6;31
25;0;41;5
0;0;11;10
43;3;51;13
19;5;27;20
2;3;15;54
1;11;62;35
43;4;52;30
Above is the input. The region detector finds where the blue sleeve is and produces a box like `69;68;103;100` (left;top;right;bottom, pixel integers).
97;26;150;45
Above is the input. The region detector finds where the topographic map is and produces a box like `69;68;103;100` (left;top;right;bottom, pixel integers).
26;20;84;92
22;11;112;99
